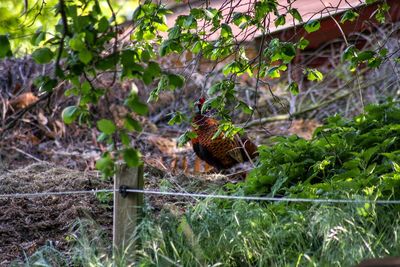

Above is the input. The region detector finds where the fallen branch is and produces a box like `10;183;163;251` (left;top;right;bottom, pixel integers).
11;146;44;163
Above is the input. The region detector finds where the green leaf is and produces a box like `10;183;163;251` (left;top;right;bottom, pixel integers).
69;35;85;51
35;76;58;92
168;112;186;125
342;45;357;62
357;50;375;61
167;74;185;89
304;20;320;33
97;119;116;135
120;132;130;147
0;35;12;58
141;49;151;62
159;40;170;56
125;93;148;115
297;37;309;50
281;43;296;62
123;148;141;167
221;23;232;38
375;3;390;24
143;61;161;85
32;48;54;64
208;82;223;95
204;8;218;19
79;49;93;64
236;101;253;114
275;15;286;27
340;10;359;23
97;17;110;32
201;97;220;114
168;26;181;39
289;8;303;22
31;30;46;46
255;1;277;20
124;116;142;132
232;12;250;28
368;57;382;68
304;68;323;82
288;82;299;95
177;131;197;147
267;65;287;78
95;53;119;71
62;106;78;124
96;153;114;177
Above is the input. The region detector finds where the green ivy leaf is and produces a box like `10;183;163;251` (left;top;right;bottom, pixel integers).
304;20;320;33
97;119;116;135
32;48;54;64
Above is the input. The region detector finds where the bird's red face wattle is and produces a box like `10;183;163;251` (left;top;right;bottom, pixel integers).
196;97;206;113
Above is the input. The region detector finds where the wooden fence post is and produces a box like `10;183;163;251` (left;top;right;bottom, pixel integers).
113;163;144;263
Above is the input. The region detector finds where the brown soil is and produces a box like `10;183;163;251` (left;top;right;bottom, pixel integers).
0;163;113;266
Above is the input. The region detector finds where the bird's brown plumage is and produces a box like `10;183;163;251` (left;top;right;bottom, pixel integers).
191;98;258;170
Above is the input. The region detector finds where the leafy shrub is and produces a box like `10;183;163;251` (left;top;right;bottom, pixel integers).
246;100;400;200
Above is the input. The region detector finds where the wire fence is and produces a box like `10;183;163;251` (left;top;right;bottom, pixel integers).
1;188;400;205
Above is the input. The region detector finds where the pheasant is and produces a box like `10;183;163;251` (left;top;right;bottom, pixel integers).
191;97;258;170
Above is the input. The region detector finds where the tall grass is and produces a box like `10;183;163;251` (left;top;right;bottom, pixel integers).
136;201;400;266
20;199;400;267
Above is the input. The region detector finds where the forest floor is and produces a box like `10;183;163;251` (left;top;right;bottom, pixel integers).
0;161;251;264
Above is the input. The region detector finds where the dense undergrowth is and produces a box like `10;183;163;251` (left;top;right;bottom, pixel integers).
246;100;400;201
20;102;400;266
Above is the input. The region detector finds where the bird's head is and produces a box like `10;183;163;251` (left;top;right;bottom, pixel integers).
195;97;206;114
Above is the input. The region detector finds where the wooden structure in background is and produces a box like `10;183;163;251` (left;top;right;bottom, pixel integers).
166;0;400;50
